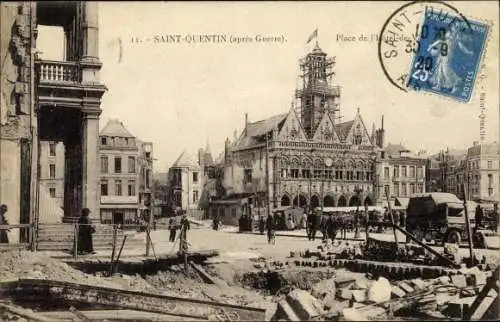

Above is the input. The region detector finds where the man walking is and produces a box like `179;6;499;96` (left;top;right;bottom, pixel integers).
327;214;337;243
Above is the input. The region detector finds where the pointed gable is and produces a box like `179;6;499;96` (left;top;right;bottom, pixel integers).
312;112;340;143
276;109;307;141
344;113;373;146
100;119;135;138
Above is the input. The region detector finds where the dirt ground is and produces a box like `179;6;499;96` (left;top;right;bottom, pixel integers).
1;225;499;320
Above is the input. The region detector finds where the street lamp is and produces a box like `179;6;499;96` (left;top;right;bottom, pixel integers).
354;185;363;239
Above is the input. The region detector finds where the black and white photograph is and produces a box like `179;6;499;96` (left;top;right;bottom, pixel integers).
0;1;499;321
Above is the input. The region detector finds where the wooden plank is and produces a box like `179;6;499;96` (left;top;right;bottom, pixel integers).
190;261;217;285
464;266;500;320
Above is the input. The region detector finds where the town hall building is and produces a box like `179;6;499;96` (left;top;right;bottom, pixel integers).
210;43;386;224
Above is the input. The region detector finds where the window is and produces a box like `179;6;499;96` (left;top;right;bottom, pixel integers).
418;183;424;193
244;169;252;183
346;171;354;180
101;180;108;196
281;168;289;178
101;156;108;174
114;157;122;173
49;142;56;156
302;169;311;179
127;180;135;196
49;188;56;197
488;161;492;169
291;169;299;178
393;183;399;196
488;174;493;188
313;170;322;179
410;183;416;195
417;166;423;178
402;166;407;177
128;156;136;173
401;184;407;196
232;208;237;217
193;172;198;183
146;170;151;189
410;166;415;178
356;171;363;181
115;180;122;196
325;170;333;179
384;167;389;179
193;190;199;203
393;167;399;178
49;164;56;179
101;137;107;145
335;170;343;180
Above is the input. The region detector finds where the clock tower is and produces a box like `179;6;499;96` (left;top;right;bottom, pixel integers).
295;42;341;138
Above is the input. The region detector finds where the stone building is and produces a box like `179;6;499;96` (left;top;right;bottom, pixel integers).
465;142;499;202
167;151;205;212
0;2;38;243
212;43;385;224
99;119;140;226
426;142;499;204
39;141;65;208
378;143;427;207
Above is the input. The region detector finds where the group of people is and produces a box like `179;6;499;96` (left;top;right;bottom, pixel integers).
475;203;500;232
305;212;348;242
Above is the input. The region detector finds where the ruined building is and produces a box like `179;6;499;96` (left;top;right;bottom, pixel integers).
1;2;106;244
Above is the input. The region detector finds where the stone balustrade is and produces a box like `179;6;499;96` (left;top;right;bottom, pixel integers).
37;60;80;83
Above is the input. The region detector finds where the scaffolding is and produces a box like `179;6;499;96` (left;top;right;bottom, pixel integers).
295;46;342;138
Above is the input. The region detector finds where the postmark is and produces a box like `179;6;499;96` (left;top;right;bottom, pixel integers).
406;8;489;102
378;1;489;102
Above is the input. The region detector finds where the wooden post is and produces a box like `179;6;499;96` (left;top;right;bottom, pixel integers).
73;223;79;260
113;235;127;274
461;183;475;267
365;205;369;243
109;225;117;275
384;186;399;252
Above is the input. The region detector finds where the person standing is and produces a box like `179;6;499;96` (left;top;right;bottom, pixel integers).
475;205;483;230
168;217;177;242
0;204;9;244
492;203;499;233
259;216;265;235
310;212;319;241
77;208;95;255
266;214;275;244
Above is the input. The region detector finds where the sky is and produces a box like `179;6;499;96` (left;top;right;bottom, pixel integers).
36;1;499;172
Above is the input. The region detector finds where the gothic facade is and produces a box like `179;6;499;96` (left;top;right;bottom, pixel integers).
220;43;385;215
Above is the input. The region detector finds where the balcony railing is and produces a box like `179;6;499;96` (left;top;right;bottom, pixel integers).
37;60;80;83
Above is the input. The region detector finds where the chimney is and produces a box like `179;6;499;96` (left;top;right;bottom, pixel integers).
381;115;384;130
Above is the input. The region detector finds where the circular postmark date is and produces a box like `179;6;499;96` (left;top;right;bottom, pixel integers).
378;1;474;93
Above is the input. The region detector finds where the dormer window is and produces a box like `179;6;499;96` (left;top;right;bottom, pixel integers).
101;137;107;145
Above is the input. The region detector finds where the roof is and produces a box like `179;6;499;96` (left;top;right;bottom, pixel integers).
385;143;410;156
235;113;288;149
410;193;463;205
171;150;200;169
335;120;354;140
100;119;135;138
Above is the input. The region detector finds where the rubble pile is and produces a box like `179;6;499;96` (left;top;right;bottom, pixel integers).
0;250;117;287
272;266;498;321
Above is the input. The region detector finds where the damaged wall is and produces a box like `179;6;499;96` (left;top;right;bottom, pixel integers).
0;2;36;243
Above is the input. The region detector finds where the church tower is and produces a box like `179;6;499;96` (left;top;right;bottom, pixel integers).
296;42;341;138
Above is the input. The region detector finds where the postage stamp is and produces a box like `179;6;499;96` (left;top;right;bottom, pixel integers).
406;8;490;102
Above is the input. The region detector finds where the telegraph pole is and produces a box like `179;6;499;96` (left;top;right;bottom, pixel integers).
266;134;271;217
